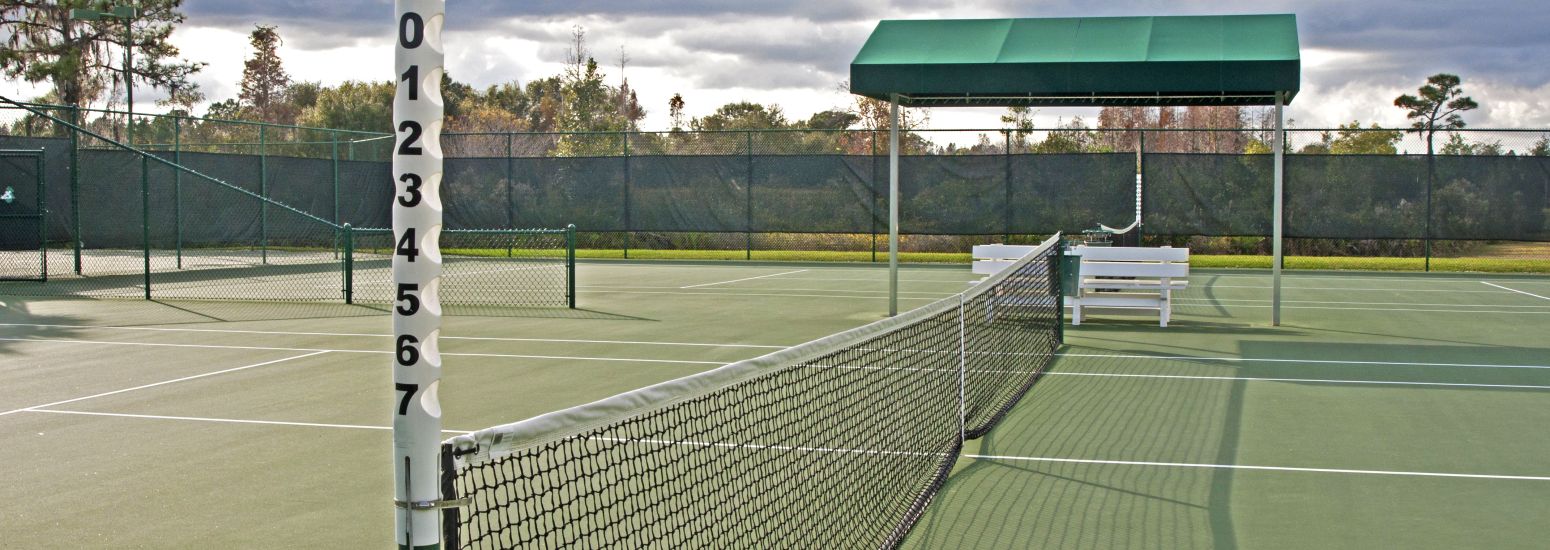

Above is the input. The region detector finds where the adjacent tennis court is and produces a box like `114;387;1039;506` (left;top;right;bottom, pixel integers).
2;261;1547;548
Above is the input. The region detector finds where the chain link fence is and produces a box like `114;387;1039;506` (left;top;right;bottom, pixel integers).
0;102;575;306
4;102;1547;274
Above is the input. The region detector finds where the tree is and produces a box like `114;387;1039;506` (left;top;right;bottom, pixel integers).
1394;73;1477;267
1394;73;1478;156
692;101;788;131
668;93;686;131
1531;136;1550;157
803;109;858;130
239;24;291;123
1001;106;1034;152
1030;117;1108;153
1329;122;1402;155
296;80;395;132
0;0;204;108
1438;133;1504;156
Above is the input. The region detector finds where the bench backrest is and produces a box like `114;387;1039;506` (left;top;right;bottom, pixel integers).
971;244;1037;261
1075;246;1189;278
1076;246;1188;262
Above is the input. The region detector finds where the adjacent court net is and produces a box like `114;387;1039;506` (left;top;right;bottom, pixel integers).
352;228;575;309
439;234;1064;549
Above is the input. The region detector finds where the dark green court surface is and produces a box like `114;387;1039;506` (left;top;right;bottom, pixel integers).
3;262;1548;548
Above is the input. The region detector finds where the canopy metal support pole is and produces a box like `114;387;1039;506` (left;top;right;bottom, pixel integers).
888;95;901;316
1272;91;1285;326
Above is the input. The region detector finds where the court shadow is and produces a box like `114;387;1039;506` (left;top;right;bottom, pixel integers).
0;296;100;356
905;347;1247;549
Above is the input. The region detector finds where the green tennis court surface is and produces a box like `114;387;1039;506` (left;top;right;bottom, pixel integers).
2;262;1548;548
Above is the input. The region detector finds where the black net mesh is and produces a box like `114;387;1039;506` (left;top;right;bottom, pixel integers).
751;155;876;233
350;228;573;310
629;156;748;232
439;238;1063;549
1010;153;1137;234
1142;153;1273;236
1284;154;1427;239
1430;155;1550;240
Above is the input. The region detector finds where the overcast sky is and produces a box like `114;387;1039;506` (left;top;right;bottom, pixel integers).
12;0;1550;130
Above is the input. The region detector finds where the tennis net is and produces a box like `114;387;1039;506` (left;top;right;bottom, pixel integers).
350;227;576;309
440;233;1064;549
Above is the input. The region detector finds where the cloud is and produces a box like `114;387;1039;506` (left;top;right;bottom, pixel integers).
25;0;1544;131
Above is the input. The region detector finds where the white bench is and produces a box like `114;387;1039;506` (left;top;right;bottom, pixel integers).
971;244;1038;276
1071;246;1189;327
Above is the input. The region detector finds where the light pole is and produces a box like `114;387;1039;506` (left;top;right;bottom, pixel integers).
71;5;145;297
69;5;138;144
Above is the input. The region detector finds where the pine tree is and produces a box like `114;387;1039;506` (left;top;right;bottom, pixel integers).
239;25;291;123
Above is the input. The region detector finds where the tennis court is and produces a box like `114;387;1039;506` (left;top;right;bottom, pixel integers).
2;259;1547;548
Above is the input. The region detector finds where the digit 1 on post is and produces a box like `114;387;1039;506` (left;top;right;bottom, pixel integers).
392;1;445;548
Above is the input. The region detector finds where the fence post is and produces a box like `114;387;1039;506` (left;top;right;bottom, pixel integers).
36;149;47;281
871;129;879;263
1424;136;1434;272
1003;129;1012;242
566;223;576;309
505;132;515;229
174;116;183;269
746;130;753;260
332;130;340;225
69;105;82;274
1053;242;1065;343
141;155;151;300
623;132;631;259
342;223;354;304
260;125;268;264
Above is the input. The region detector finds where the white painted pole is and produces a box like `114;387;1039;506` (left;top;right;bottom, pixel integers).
889;95;900;317
393;1;445;547
1272;92;1285;327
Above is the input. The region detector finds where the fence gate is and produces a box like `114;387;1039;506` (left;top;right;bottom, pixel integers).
0;149;46;281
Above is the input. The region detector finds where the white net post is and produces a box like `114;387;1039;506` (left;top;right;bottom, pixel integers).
392;0;446;548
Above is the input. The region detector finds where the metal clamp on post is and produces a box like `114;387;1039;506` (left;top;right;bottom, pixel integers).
394;498;470;511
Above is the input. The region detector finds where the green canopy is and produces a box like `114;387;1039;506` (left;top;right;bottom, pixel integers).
850;15;1299;107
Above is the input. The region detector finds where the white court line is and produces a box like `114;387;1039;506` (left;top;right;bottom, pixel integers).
1056;353;1550;370
1482;281;1550;301
1182;303;1550;314
0;337;728;365
2;330;1539;371
24;409;472;434
0;351;328;417
1048;371;1550;390
1202;284;1509;293
581;263;961;274
1174;297;1550;308
587;289;941;301
1202;273;1550;285
586;284;957;295
964;454;1550;482
742;276;978;284
0;323;789;349
680;269;809;288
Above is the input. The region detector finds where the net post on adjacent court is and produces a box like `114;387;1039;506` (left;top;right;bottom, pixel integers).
566;223;577;309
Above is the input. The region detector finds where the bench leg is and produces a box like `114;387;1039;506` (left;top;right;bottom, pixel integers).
1071;297;1083;325
1159;286;1171;327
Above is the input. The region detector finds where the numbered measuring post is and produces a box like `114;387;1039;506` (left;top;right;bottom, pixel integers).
392;1;446;548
